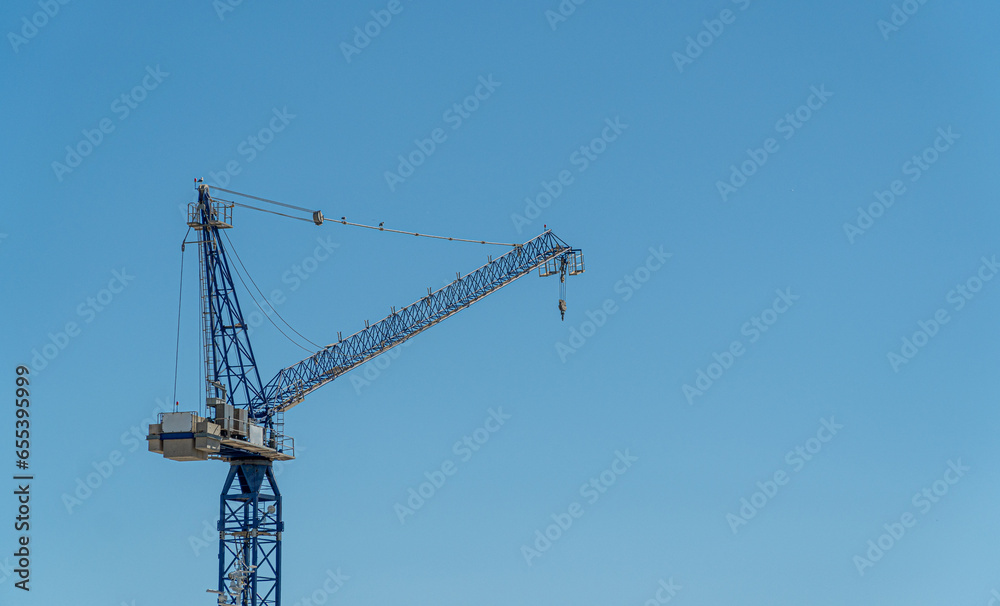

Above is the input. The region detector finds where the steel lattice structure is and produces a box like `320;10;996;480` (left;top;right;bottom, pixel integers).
258;230;583;415
218;463;282;606
195;197;267;416
156;183;583;605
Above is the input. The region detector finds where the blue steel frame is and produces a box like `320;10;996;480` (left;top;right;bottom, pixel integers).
218;462;282;606
256;230;581;415
197;185;267;418
194;185;281;605
192;184;582;605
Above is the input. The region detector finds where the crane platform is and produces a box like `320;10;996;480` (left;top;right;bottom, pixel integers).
148;411;295;462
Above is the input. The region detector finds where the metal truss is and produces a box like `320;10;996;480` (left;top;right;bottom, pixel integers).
194;186;267;418
257;230;582;414
217;462;282;606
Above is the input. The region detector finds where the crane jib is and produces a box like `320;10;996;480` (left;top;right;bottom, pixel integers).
260;230;582;414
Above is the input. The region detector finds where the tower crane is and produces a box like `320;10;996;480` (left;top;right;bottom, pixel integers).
147;183;584;605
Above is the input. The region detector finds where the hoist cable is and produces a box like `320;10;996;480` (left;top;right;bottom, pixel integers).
212;186;314;213
214;198;313;223
172;228;191;412
322;216;519;247
221;232;320;353
223;231;323;350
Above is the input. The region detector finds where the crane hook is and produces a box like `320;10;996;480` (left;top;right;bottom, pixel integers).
558;256;569;320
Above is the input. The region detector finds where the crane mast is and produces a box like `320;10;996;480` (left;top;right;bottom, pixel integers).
147;183;584;605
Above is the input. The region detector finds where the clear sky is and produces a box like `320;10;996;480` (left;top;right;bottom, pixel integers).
2;1;1000;604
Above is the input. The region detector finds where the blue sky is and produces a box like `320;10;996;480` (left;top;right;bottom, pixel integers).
2;1;1000;604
